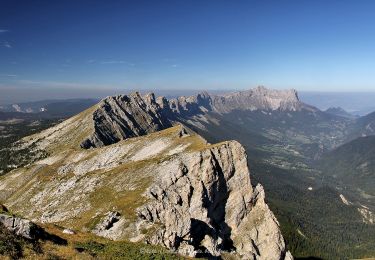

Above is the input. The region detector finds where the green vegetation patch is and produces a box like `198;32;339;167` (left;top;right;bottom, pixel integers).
74;240;184;260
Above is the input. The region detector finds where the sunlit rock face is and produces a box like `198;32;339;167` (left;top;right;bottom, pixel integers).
81;92;172;148
210;86;306;113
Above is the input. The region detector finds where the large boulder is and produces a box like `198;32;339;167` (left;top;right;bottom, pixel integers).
0;214;40;240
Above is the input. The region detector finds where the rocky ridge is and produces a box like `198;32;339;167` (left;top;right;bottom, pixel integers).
0;89;293;259
136;141;291;258
81;86;313;148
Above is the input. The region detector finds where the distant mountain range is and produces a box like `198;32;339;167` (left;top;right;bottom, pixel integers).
80;86;318;148
300;91;375;116
0;99;98;120
319;135;375;206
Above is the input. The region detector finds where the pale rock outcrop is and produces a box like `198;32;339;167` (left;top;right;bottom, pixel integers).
93;211;127;239
135;141;291;259
62;228;75;235
0;214;40;240
210;86;308;113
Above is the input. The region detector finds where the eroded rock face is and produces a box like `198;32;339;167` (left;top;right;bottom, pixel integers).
80;91;213;148
81;92;172;148
93;211;124;239
135;141;291;259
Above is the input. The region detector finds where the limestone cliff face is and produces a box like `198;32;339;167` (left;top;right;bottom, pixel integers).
165;92;212;116
81;92;172;148
80;91;213;148
136;141;292;259
210;86;304;113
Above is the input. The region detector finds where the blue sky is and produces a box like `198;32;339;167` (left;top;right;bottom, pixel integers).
1;0;375;97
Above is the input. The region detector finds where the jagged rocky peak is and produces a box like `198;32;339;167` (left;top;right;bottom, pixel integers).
81;92;172;148
167;91;212;115
253;85;300;103
136;140;292;259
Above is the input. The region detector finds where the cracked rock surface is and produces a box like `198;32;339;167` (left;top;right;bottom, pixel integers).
136;141;292;259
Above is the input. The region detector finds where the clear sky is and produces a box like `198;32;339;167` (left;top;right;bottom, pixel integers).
1;0;375;97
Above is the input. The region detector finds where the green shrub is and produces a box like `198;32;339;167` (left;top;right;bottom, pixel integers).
0;224;23;259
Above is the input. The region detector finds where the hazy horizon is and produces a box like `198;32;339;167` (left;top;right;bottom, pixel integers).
2;86;375;116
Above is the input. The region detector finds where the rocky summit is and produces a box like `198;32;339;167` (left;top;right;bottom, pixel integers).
0;87;293;259
209;86;306;113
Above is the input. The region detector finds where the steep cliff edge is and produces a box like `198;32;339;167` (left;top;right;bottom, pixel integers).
136;140;291;258
81;92;172;148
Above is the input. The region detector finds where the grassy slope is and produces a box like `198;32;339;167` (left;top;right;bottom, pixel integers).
0;124;209;229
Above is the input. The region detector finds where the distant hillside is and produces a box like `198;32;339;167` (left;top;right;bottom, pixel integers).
325;107;357;119
356;111;375;136
318;135;375;197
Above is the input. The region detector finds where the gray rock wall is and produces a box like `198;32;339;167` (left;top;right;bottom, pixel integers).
136;141;292;259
